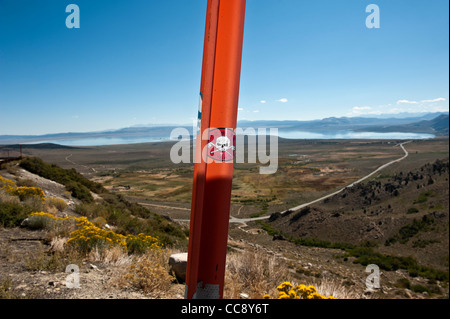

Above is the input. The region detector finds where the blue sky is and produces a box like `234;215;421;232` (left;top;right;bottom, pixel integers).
0;0;448;135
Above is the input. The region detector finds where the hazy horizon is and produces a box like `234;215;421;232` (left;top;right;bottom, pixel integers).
1;1;448;135
0;111;447;137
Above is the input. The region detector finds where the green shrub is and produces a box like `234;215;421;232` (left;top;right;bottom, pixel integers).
395;278;411;289
385;215;436;245
65;181;93;203
24;214;56;230
407;207;419;214
0;277;15;299
412;239;439;248
25;250;65;272
414;191;433;204
262;221;448;283
21;195;45;213
19;157;103;202
410;284;430;294
348;246;448;282
16;178;37;187
0;202;32;227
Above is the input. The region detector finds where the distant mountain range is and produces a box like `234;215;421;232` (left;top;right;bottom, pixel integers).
238;113;449;136
0;112;448;145
354;114;449;136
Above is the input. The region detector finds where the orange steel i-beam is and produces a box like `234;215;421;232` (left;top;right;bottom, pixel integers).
186;0;246;299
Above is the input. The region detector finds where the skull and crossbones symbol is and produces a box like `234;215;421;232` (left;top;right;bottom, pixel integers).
208;135;235;157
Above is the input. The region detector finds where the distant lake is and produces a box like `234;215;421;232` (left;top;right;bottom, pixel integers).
28;130;435;146
31;136;171;146
276;130;435;140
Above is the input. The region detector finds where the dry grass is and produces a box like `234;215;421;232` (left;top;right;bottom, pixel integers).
223;249;361;299
87;246;133;266
298;278;362;299
0;189;19;204
45;198;68;212
224;250;291;299
49;236;67;253
117;249;174;297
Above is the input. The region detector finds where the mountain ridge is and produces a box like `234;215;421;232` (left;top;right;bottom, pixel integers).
0;112;448;144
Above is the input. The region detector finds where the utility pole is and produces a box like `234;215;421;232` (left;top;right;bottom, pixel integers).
186;0;246;299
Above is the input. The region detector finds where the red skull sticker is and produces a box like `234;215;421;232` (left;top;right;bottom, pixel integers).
207;128;236;162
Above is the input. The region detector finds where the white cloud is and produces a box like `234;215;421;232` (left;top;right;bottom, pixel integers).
277;98;288;103
260;100;266;104
253;110;260;113
353;106;372;111
238;108;244;111
348;96;448;117
421;97;446;103
349;106;379;116
386;107;406;114
421;105;449;113
397;100;419;105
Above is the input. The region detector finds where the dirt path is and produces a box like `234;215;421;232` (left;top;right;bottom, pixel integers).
281;141;411;214
138;203;190;211
65;154;97;173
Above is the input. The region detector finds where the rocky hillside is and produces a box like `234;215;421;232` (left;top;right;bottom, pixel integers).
1;156;449;299
0;157;190;299
267;158;449;283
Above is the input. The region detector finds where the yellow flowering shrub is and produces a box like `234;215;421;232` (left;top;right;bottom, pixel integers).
66;216;161;254
0;176;45;203
67;217;127;253
3;173;160;254
126;232;162;254
28;211;70;220
26;212;74;231
25;212;161;254
12;186;45;203
264;281;336;299
0;175;16;193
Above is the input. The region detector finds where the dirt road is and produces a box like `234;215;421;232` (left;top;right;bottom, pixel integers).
231;141;412;223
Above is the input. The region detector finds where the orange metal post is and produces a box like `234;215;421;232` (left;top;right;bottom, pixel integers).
186;0;246;299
